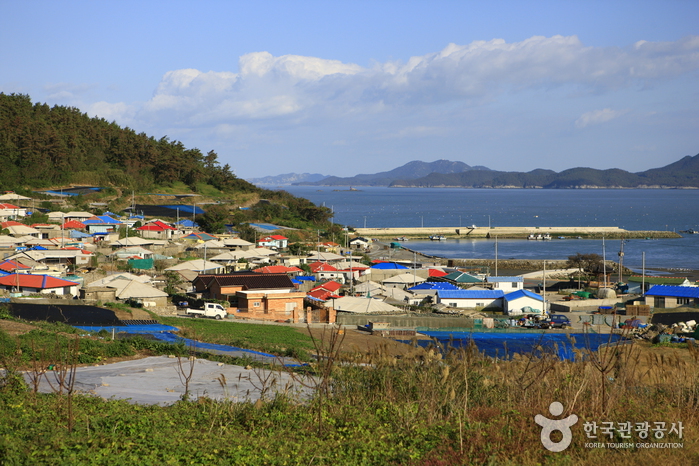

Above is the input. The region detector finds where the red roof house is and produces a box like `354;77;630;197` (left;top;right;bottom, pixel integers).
257;235;289;249
309;261;338;273
0;260;31;273
0;273;80;297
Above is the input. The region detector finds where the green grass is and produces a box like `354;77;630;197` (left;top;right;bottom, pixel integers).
160;317;315;361
3;317;699;464
1;330;697;465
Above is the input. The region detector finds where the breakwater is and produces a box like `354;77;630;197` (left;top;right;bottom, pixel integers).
354;226;680;239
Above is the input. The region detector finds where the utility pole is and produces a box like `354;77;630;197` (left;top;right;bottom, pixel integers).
495;236;498;276
618;237;625;283
642;252;646;294
543;261;547;315
602;236;607;289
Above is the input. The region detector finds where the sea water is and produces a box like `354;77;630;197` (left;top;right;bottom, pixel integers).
278;186;699;272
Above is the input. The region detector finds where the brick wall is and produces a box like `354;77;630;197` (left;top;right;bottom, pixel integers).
235;291;306;322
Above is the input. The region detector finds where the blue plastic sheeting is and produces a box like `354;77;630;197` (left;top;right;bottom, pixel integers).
407;332;624;361
154;332;270;356
75;325;179;333
153;333;305;367
248;223;281;230
371;262;409;269
74;324;305;367
161;205;205;214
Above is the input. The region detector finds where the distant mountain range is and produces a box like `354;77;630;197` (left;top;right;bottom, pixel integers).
292;160;490;187
390;154;699;188
247;172;329;186
249;154;699;189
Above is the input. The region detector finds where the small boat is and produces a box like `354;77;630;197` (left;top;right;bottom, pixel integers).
429;235;446;241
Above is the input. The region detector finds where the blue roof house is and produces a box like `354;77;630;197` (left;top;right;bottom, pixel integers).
504;289;545;315
644;285;699;309
82;215;122;234
436;289;505;310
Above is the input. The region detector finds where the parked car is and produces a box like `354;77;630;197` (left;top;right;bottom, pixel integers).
549;314;571;329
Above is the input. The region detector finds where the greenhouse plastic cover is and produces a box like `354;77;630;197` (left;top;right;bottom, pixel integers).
24;356;313;406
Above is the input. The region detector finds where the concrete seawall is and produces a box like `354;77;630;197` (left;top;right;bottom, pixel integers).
354;226;680;239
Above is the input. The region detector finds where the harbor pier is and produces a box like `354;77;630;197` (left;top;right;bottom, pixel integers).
353;226;680;240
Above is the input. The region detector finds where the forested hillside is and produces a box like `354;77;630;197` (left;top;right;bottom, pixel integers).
0;94;332;233
0;93;250;193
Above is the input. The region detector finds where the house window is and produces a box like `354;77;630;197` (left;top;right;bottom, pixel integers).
477;303;484;307
677;298;690;305
512;282;518;288
653;297;665;308
253;302;260;307
450;302;458;307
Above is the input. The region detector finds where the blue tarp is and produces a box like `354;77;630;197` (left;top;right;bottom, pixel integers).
248;223;282;231
371;262;409;269
73;324;305;366
408;332;624;361
409;282;459;291
175;219;198;228
75;324;179;333
162;205;204;214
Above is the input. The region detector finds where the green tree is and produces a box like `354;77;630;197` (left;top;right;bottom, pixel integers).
566;253;604;276
163;271;182;295
288;242;310;256
195;205;229;234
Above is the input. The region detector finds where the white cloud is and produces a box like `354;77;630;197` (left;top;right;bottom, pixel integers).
574;108;627;128
44;82;95;100
128;35;698;131
87;101;136;124
378;126;447;140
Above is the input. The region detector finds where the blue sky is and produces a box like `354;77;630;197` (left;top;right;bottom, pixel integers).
2;1;698;179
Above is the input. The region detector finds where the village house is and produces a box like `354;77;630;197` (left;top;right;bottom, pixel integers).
136;220;177;240
0;273;80;297
82;278;169;307
309;261;345;283
257;235;288;249
7;247;93;270
503;289;545;315
192;272;310;323
223;237;254;251
487;276;524;291
436;289;505;310
82;215;122;234
2;222;42;239
349;237;371;249
0;203;28;220
644;285;699;309
48;211;94;223
627;276;695;294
